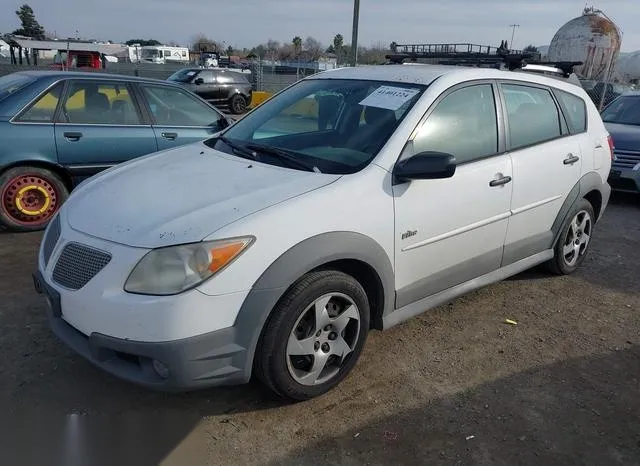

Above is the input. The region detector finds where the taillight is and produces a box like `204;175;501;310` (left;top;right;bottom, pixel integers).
607;135;615;161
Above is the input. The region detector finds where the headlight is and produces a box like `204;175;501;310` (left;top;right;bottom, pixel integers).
124;236;255;295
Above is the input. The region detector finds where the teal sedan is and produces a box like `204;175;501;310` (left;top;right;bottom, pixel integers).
0;71;233;231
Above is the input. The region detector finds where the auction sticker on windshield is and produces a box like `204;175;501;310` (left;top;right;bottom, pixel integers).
359;85;420;111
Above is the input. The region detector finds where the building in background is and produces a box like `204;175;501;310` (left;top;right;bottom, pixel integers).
0;39;10;57
547;7;622;82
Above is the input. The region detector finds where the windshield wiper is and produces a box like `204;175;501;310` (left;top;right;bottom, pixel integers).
245;143;321;173
219;136;257;160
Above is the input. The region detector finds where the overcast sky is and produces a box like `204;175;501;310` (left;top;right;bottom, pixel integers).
2;0;639;52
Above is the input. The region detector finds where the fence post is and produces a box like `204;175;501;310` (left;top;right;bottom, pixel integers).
257;58;263;92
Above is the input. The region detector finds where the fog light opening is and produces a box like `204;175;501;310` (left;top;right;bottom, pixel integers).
152;359;170;379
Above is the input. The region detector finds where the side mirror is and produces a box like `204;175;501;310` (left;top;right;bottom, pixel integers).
394;151;456;182
194;77;204;85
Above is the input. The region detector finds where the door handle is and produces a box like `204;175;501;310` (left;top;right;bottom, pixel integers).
161;132;178;140
563;154;580;165
63;132;83;141
489;175;512;187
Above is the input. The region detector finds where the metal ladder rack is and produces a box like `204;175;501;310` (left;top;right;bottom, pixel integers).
385;41;582;77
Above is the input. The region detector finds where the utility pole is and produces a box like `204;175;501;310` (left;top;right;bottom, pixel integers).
350;0;360;67
509;24;520;49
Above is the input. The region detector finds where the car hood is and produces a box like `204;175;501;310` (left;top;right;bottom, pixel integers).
65;142;340;248
604;122;640;152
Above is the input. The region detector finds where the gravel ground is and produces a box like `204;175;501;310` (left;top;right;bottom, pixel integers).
0;193;638;466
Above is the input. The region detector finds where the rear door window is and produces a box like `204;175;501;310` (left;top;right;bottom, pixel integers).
502;84;563;150
58;81;143;125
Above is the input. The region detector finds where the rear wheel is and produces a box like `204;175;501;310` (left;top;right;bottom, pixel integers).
254;270;370;400
547;198;595;275
229;94;247;114
0;166;69;232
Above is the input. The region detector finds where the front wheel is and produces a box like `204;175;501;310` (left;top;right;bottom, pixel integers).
0;166;69;232
254;270;370;400
547;198;595;275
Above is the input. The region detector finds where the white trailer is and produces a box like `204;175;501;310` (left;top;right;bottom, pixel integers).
139;45;189;64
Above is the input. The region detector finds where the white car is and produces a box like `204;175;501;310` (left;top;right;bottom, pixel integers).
34;64;612;400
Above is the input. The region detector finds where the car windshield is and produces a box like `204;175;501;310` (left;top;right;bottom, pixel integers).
205;78;426;174
167;69;199;83
601;95;640;126
0;74;36;101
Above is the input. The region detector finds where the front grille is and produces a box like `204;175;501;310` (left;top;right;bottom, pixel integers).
613;149;640;169
43;215;61;267
52;242;112;290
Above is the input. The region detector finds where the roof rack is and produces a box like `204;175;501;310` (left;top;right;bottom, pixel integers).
385;42;582;77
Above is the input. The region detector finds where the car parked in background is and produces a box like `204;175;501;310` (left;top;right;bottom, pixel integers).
167;67;253;114
0;71;232;231
602;92;640;193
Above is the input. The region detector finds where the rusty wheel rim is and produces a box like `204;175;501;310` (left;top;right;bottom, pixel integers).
1;174;59;226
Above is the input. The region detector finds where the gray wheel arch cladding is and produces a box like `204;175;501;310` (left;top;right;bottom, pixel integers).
232;231;395;382
551;171;611;247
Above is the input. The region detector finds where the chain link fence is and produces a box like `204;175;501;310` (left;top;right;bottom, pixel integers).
584;84;622;111
0;58;322;95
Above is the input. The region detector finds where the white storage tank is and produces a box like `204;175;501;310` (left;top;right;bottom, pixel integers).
547;7;622;81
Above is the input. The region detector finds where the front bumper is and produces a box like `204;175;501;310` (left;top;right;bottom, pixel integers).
33;270;251;391
608;167;640;193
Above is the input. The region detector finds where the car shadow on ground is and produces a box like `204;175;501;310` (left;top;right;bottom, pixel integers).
269;346;640;466
1;371;294;466
4;345;639;466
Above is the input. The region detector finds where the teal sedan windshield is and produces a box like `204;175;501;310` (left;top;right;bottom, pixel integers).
206;78;427;174
0;74;36;102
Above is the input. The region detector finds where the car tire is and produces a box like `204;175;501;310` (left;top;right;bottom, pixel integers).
229;94;247;114
254;270;370;401
0;166;69;232
547;198;596;275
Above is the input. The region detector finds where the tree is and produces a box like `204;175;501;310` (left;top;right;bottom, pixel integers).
279;43;296;61
226;45;234;55
192;34;219;52
12;4;45;39
523;45;539;53
390;41;398;51
292;36;302;55
255;44;267;58
333;34;344;50
266;39;280;61
332;34;344;63
303;36;323;60
125;39;161;46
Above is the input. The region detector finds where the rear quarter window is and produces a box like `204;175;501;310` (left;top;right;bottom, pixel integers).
554;89;587;133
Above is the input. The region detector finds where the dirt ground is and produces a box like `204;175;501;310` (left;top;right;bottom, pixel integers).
0;193;639;466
